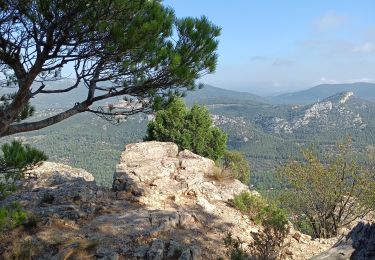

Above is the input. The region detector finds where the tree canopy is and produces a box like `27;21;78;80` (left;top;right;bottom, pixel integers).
145;98;227;161
279;140;375;238
0;0;220;136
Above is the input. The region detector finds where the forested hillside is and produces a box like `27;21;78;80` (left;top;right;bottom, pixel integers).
3;85;375;189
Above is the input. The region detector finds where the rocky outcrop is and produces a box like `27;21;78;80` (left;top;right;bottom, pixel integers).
25;161;95;189
2;162;111;221
310;222;375;260
113;141;249;205
1;142;255;259
255;91;367;134
0;141;346;259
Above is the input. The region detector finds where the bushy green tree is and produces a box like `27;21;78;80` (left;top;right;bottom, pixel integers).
222;150;250;185
146;98;227;160
278;140;375;238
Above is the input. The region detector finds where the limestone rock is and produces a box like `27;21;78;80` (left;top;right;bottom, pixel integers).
120;141;178;163
25;161;95;189
178;149;215;174
310;222;375;260
1;141;281;260
113;141;243;204
196;196;216;212
1;162;111;221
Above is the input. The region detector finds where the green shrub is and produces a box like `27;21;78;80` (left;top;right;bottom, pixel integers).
1;140;48;181
0;202;28;231
0;141;47;199
145;98;227;161
249;216;290;260
233;192;289;232
278;139;375;238
222;150;250;185
256;204;289;229
233;192;266;220
231;192;290;260
292;215;315;237
0;183;17;200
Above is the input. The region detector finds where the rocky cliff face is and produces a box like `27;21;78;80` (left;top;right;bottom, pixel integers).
255;92;367;134
0;142;350;259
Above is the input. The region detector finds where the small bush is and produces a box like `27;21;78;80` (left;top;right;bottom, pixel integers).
293;215;315;237
230;192;290;260
233;192;267;220
249;220;289;260
0;183;17;200
0;202;28;231
0;141;47;199
222;150;250;185
207;165;231;182
22;213;41;230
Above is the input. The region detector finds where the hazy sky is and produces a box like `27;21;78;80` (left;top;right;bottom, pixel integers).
164;1;375;95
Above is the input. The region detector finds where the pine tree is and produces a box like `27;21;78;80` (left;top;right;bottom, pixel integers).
146;98;227;161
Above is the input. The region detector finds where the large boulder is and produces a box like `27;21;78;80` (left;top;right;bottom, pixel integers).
112;141;247;204
24;161;95;189
1;161;110;221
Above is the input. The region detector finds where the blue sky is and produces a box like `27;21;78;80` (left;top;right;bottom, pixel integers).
164;1;375;95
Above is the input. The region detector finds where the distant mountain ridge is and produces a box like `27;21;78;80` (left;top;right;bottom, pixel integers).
255;91;373;134
185;85;266;105
5;83;375;189
268;82;375;104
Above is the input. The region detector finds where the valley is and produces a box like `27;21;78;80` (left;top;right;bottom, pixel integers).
3;83;375;189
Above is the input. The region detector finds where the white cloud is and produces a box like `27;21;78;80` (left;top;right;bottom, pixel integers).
315;77;340;85
353;42;375;53
314;13;347;31
352;77;374;83
313;77;375;86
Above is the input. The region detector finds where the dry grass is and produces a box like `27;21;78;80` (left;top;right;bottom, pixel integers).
57;239;99;260
206;166;234;182
0;215;99;260
7;236;44;260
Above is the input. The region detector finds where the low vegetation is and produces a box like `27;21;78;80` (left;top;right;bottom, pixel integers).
0;202;28;231
0;141;47;233
0;140;47;199
226;192;290;260
233;192;267;221
278;139;375;238
222;150;251;185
